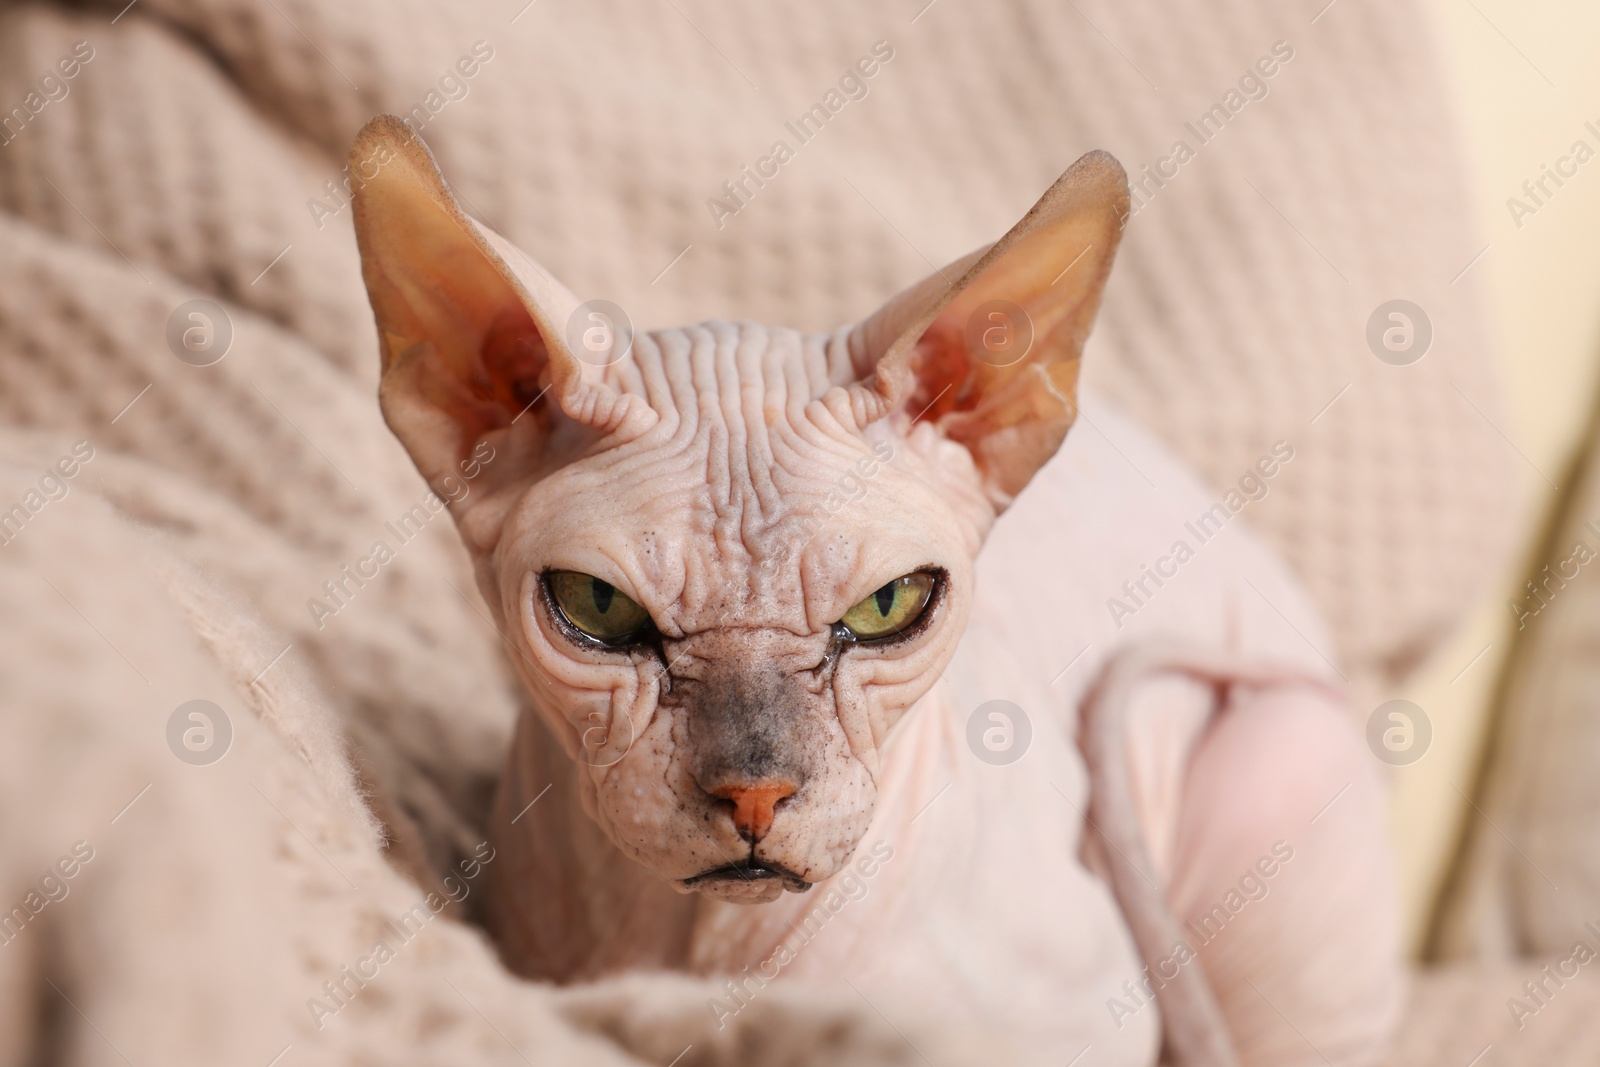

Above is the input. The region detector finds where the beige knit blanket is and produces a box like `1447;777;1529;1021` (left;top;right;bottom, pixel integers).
0;0;1522;1062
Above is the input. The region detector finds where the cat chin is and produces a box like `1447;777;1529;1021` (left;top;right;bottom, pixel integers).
680;877;793;905
678;860;814;904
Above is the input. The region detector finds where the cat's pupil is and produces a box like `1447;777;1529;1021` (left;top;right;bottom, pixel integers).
592;579;615;614
874;583;896;616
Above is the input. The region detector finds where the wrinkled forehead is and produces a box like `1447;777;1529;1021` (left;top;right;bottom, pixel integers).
498;322;944;634
511;423;922;636
598;320;867;428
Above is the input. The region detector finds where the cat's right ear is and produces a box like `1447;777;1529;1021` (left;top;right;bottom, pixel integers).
349;116;652;549
842;151;1128;514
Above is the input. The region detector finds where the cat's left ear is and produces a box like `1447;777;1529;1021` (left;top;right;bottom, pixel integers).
349;115;652;551
846;151;1129;511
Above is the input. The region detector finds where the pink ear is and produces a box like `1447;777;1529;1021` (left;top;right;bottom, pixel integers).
848;151;1130;510
350;117;656;550
349;116;649;542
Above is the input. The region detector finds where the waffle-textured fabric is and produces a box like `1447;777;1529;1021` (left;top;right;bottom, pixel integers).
0;0;1517;1063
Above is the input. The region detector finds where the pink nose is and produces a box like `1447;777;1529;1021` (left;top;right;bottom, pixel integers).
711;781;797;842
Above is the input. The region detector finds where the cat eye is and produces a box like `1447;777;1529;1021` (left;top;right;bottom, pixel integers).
839;572;937;641
547;571;654;645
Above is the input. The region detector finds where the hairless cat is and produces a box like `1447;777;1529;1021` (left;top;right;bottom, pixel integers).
350;115;1401;1066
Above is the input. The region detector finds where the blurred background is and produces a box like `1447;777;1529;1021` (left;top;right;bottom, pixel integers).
1398;0;1600;951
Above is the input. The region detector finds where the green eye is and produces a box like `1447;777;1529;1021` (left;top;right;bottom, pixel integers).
548;571;653;645
840;573;936;640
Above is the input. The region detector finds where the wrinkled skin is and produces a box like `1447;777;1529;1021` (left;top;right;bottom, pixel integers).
488;323;996;903
349;116;1402;1066
351;115;1118;908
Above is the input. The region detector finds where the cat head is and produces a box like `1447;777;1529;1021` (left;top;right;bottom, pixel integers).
350;116;1127;904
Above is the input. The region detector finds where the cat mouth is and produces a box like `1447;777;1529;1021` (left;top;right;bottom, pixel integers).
682;860;812;895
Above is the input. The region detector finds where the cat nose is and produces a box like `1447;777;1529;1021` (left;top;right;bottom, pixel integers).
709;780;798;842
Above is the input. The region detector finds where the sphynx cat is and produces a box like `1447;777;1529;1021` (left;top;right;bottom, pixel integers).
349;115;1402;1066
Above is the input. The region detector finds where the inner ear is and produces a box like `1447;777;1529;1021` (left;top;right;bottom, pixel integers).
480;305;557;416
350;115;648;516
847;150;1130;510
